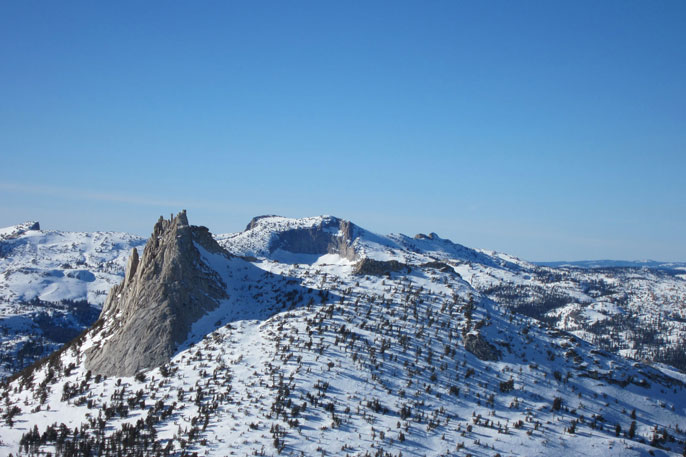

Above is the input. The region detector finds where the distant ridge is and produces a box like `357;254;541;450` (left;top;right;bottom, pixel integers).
536;259;686;269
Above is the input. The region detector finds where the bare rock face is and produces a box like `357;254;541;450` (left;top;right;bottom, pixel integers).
265;216;358;260
464;332;501;361
86;211;230;377
352;258;409;276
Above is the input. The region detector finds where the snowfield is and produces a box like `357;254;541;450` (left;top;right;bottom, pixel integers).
0;222;145;378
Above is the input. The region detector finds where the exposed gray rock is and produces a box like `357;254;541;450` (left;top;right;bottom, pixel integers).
464;332;501;361
414;232;439;240
268;216;358;261
420;261;461;276
86;210;230;377
353;258;409;276
124;247;139;285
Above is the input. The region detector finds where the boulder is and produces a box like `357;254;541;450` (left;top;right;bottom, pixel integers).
464;332;501;361
353;258;409;276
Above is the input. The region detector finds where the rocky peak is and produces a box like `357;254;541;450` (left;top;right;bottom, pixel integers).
86;210;230;377
123;247;139;285
413;232;440;240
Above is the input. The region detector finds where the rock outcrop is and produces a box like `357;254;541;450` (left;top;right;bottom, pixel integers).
414;232;439;240
420;261;461;276
0;221;40;242
464;332;501;361
353;258;410;276
86;211;230;377
248;215;359;261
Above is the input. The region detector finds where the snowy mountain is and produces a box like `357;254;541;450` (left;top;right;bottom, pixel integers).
0;222;145;378
217;216;686;372
1;212;685;457
215;215;519;269
4;215;683;383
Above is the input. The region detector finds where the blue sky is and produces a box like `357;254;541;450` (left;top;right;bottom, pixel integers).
1;1;684;261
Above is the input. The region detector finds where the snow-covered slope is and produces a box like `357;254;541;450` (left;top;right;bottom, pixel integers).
0;222;145;305
0;222;145;378
1;213;686;457
3;214;686;382
218;216;686;373
459;261;686;372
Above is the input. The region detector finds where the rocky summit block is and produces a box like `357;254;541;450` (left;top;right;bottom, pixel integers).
271;217;358;260
86;210;230;377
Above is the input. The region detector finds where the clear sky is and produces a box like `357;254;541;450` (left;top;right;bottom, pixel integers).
1;1;685;261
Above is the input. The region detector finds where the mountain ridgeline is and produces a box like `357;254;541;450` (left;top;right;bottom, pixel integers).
243;214;358;261
0;211;685;457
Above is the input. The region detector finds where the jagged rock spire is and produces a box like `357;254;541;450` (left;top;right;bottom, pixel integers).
124;247;139;285
86;210;230;377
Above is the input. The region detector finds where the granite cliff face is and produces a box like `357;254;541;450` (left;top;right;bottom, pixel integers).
271;217;358;260
86;211;230;377
222;215;360;261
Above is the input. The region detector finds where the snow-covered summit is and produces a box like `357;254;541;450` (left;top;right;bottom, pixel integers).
216;215;362;263
0;221;40;241
384;231;530;270
216;215;531;270
0;222;145;306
